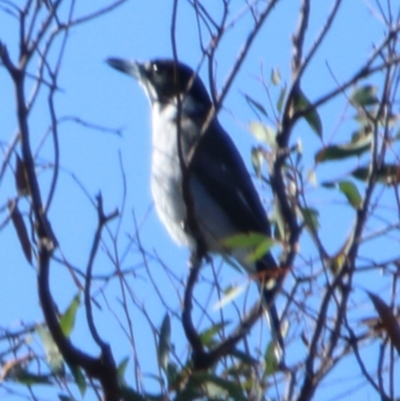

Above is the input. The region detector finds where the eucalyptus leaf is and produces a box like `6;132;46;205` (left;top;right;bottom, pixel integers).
158;313;171;371
300;207;320;231
60;293;80;338
293;89;323;138
277;85;286;113
249;121;276;147
352;164;400;185
270;68;281;85
350;85;379;107
36;325;64;376
315;134;372;162
338;180;362;209
251;147;264;178
243;93;268;117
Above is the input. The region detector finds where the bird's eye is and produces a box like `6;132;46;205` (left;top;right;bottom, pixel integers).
151;63;159;74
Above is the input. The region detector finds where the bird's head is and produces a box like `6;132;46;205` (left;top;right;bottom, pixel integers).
107;58;212;109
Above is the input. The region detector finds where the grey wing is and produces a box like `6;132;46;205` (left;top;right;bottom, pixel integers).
190;121;272;237
191;121;284;359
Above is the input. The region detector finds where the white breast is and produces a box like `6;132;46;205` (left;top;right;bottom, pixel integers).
149;100;254;271
150;102;195;247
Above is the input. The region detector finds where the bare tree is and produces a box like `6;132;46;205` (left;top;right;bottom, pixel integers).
1;1;399;400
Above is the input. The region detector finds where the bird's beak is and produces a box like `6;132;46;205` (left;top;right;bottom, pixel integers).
106;58;143;80
107;57;158;103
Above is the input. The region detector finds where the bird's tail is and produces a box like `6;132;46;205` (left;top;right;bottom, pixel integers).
262;286;285;363
258;253;285;364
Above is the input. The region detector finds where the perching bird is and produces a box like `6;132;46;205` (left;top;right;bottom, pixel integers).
107;58;284;359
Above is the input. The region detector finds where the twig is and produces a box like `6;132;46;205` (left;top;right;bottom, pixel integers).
182;253;206;367
85;193;118;350
1;2;130;399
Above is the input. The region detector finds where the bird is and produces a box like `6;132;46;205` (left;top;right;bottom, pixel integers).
107;57;284;360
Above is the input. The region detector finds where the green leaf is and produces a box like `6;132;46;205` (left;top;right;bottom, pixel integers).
66;362;86;396
307;169;317;186
338;180;362;209
249;122;276;147
264;340;280;376
315;134;372;162
206;375;247;401
377;164;400;185
251;147;264;178
368;292;400;356
117;356;130;383
243;94;268;117
322;180;362;209
352;164;400;185
277;85;286;113
36;325;64;376
246;237;275;263
321;181;336;188
351;166;370;181
199;322;229;347
223;232;270;249
270;68;281;85
213;284;247;310
158;313;171;372
165;362;179;386
300;207;320;231
60;293;80;338
8;200;32;264
223;233;276;263
269;205;285;240
351;125;373;141
15;369;52;385
350;85;379;107
192;372;247;401
293;89;323;138
231;348;258;364
295;138;303;166
327;252;346;276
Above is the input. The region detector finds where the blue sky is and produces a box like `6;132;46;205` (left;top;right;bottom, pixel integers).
1;1;399;400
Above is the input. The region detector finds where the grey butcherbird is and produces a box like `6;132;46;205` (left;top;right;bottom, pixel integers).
107;58;285;360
